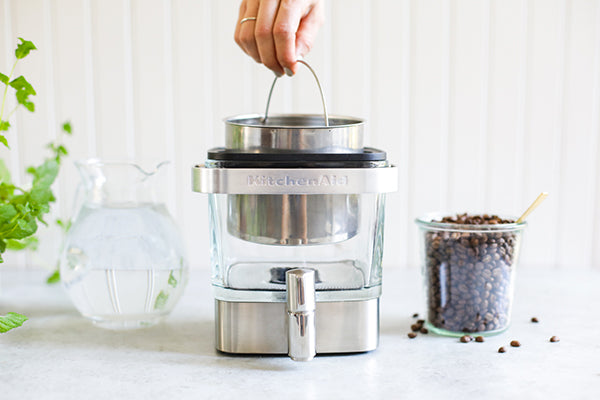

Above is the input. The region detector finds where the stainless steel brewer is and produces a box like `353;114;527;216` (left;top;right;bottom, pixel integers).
192;61;397;361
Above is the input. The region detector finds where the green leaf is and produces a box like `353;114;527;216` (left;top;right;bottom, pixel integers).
0;183;15;200
0;312;28;333
0;135;7;148
15;202;31;216
28;159;59;189
10;76;36;112
6;236;38;251
37;203;50;216
56;218;71;232
15;38;36;60
62;121;72;134
154;291;169;310
22;100;35;113
46;269;60;284
9;76;35;94
15;87;35;112
0;204;17;225
168;270;178;288
0;160;11;183
30;186;55;205
0;120;10;131
0;239;6;253
7;217;38;240
0;72;8;84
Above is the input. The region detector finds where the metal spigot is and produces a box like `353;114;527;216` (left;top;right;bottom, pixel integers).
286;269;316;361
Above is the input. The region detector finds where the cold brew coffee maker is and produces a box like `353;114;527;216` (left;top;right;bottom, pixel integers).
192;62;397;361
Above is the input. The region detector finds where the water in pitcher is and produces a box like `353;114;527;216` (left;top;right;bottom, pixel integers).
61;203;187;329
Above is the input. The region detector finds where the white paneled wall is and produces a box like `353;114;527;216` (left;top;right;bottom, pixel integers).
1;0;599;270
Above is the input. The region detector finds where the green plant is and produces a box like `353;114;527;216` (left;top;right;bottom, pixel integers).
0;38;37;147
0;38;71;333
0;312;28;333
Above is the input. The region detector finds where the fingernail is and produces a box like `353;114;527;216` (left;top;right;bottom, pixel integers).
274;70;284;78
284;68;293;77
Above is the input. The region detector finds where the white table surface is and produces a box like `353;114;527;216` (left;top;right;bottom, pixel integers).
1;266;599;400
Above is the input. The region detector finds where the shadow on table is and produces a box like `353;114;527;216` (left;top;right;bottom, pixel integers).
2;308;216;357
3;306;355;371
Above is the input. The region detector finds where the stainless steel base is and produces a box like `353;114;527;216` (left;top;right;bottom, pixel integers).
215;298;379;354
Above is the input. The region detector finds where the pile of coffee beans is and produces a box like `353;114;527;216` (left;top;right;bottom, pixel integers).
423;213;522;334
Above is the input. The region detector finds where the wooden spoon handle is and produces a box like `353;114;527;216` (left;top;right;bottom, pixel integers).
516;192;549;223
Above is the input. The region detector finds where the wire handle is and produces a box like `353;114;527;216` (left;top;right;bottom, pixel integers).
262;59;329;127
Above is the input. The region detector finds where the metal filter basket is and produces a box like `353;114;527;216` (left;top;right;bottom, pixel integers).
224;113;364;245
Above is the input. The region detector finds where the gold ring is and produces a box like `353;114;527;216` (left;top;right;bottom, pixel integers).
240;17;257;24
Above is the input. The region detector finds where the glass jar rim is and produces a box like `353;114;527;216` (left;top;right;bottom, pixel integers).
415;212;527;233
75;158;170;177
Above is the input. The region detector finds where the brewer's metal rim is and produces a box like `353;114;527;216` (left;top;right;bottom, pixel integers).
192;165;398;194
415;212;527;233
224;113;364;129
225;113;364;152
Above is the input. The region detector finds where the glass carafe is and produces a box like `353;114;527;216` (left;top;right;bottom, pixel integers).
60;159;188;329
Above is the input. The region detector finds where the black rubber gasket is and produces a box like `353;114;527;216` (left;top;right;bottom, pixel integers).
206;147;387;169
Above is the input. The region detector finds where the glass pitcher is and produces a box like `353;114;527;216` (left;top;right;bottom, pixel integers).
60;159;188;329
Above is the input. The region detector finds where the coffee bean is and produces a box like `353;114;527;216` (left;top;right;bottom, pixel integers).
411;324;421;332
531;317;539;323
460;335;472;343
550;336;560;343
475;336;484;342
408;332;417;339
412;313;419;318
510;340;521;347
498;346;506;353
423;214;520;334
420;327;429;334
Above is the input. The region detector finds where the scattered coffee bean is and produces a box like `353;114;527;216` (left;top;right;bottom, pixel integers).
475;336;485;342
510;340;521;347
420;327;429;334
412;313;419;318
410;319;425;332
498;346;507;353
423;213;521;334
408;332;417;339
550;336;560;343
531;317;539;323
460;335;472;343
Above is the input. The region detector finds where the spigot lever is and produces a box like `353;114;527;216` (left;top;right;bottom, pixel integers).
286;268;316;361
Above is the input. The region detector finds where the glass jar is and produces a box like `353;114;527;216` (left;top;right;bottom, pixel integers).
208;191;386;304
416;214;526;336
60;159;188;329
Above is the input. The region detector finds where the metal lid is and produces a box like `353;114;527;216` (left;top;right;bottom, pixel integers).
225;113;364;153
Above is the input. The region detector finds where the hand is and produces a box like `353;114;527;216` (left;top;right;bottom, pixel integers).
234;0;325;77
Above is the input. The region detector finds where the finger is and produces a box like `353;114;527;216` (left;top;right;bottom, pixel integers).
273;0;308;74
294;1;324;71
234;1;247;49
238;0;261;63
255;0;284;76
